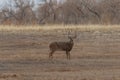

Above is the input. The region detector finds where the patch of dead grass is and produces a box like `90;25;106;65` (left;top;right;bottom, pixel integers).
0;25;120;32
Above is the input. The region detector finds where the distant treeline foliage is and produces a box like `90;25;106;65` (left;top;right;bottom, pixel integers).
0;0;120;25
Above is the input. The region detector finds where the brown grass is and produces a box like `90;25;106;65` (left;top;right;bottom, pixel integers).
0;25;120;80
0;25;120;31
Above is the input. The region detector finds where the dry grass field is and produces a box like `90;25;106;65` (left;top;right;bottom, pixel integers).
0;25;120;80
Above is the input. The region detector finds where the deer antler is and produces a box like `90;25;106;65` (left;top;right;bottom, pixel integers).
64;28;78;39
72;30;77;39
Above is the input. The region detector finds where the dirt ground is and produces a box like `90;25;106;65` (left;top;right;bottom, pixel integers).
0;28;120;80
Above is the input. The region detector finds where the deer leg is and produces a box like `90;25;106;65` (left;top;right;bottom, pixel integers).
68;52;70;60
49;51;54;59
66;51;69;59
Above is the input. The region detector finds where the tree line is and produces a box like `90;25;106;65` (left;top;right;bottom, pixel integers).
0;0;120;25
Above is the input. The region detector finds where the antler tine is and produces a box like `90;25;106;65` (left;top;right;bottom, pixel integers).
74;30;77;38
63;28;67;37
67;28;73;38
70;29;77;39
65;28;77;39
63;28;70;38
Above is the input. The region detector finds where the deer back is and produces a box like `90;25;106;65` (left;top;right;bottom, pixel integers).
49;41;74;51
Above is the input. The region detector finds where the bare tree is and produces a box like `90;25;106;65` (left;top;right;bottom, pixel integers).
0;0;37;25
100;0;120;24
37;0;59;24
0;0;120;25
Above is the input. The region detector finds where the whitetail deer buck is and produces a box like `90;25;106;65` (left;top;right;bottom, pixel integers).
49;32;77;59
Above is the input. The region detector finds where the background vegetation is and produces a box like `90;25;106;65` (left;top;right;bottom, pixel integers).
0;0;120;25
